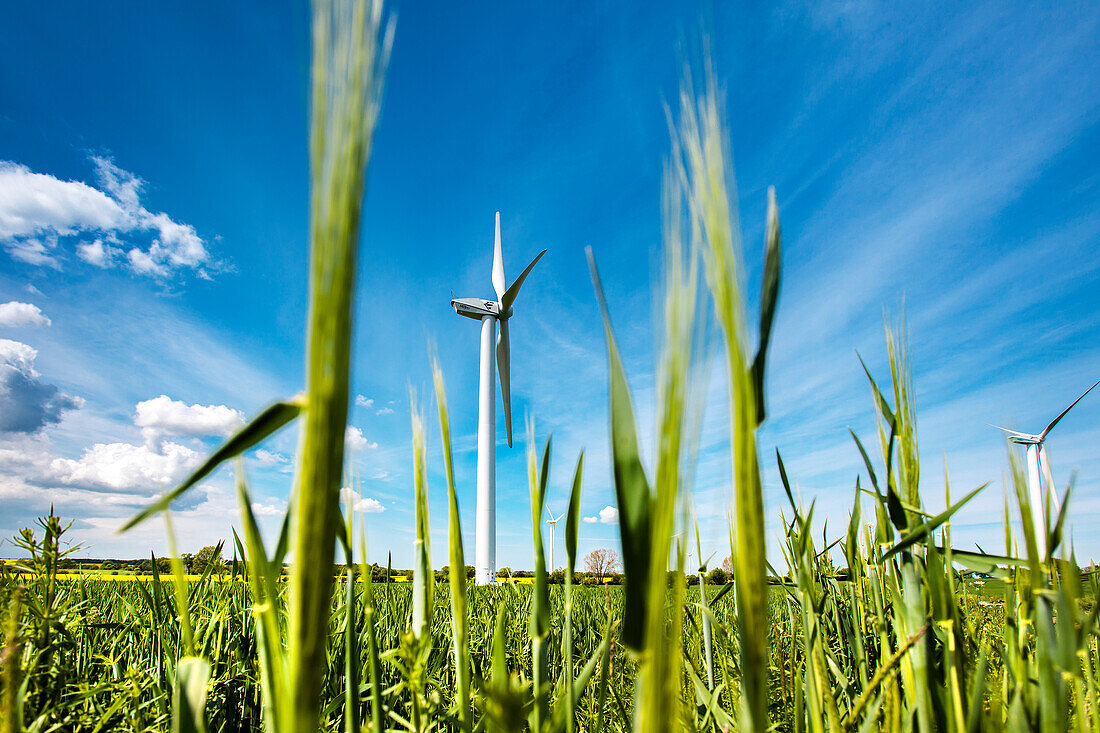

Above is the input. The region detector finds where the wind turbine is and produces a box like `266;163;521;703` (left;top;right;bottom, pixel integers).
992;379;1099;555
545;508;563;572
451;212;546;585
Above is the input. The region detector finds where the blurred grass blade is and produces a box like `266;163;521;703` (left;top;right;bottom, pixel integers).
857;354;895;431
288;1;391;730
750;187;781;425
173;657;211;733
122;397;304;531
586;246;652;651
410;394;433;640
566;451;584;574
430;354;471;731
528;429;552;730
679;68;771;732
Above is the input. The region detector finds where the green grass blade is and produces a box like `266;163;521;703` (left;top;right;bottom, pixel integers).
586;246;652;652
172;657;211;733
121;397;304;532
529;430;552;731
288;1;390;730
881;483;988;560
430;355;471;731
750;187;781;424
565;451;584;575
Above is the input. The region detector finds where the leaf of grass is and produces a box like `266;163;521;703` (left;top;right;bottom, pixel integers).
173;657;211;733
586;247;652;652
881;483;987;560
751;187;781;424
121;398;304;532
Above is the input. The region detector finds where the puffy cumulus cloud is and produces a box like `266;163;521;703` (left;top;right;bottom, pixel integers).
0;339;83;433
345;426;377;450
0;157;214;279
76;238;120;268
0;301;51;328
134;395;244;445
355;395;374;408
48;440;198;494
339;487;385;514
583;505;619;525
0;162;127;239
376;407;394;416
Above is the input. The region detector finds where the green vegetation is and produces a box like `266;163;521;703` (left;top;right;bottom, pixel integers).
2;1;1099;731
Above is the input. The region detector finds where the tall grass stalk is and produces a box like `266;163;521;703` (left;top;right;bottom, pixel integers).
675;70;779;731
431;357;472;731
288;2;390;732
527;426;552;731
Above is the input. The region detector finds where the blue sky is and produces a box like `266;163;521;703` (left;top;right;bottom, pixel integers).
1;1;1099;568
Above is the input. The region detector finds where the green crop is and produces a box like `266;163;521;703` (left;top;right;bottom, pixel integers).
3;3;1099;732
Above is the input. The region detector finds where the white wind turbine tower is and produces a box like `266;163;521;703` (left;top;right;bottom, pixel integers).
545;508;564;572
451;212;546;585
993;379;1099;555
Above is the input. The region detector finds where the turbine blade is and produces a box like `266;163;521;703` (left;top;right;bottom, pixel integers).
501;249;547;312
988;423;1036;441
1039;444;1061;516
492;212;506;301
497;317;512;447
1040;379;1100;440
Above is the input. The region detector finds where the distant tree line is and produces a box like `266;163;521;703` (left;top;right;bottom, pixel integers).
47;546;742;584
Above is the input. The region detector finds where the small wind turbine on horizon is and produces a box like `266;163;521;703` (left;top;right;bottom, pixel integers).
451;212;546;585
545;508;563;572
992;379;1100;555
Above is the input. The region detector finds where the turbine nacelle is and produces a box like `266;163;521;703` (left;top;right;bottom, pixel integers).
991;427;1043;445
451;297;502;320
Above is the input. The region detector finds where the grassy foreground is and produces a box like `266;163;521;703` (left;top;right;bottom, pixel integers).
3;0;1100;731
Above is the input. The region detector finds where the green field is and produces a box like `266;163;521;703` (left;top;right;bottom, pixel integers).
1;562;1065;732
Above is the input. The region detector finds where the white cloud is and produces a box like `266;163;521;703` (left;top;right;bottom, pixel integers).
76;238;121;268
6;236;61;268
49;440;198;494
376;407;394;415
583;505;619;525
0;161;127;239
0;302;51;328
339;487;385;514
0;339;82;433
253;449;289;465
355;394;374;408
0;157;213;278
134;395;244;444
344;426;377;450
251;500;286;517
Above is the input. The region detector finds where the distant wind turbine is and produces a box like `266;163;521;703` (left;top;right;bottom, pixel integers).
992;379;1100;554
451;212;546;585
545;508;563;572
